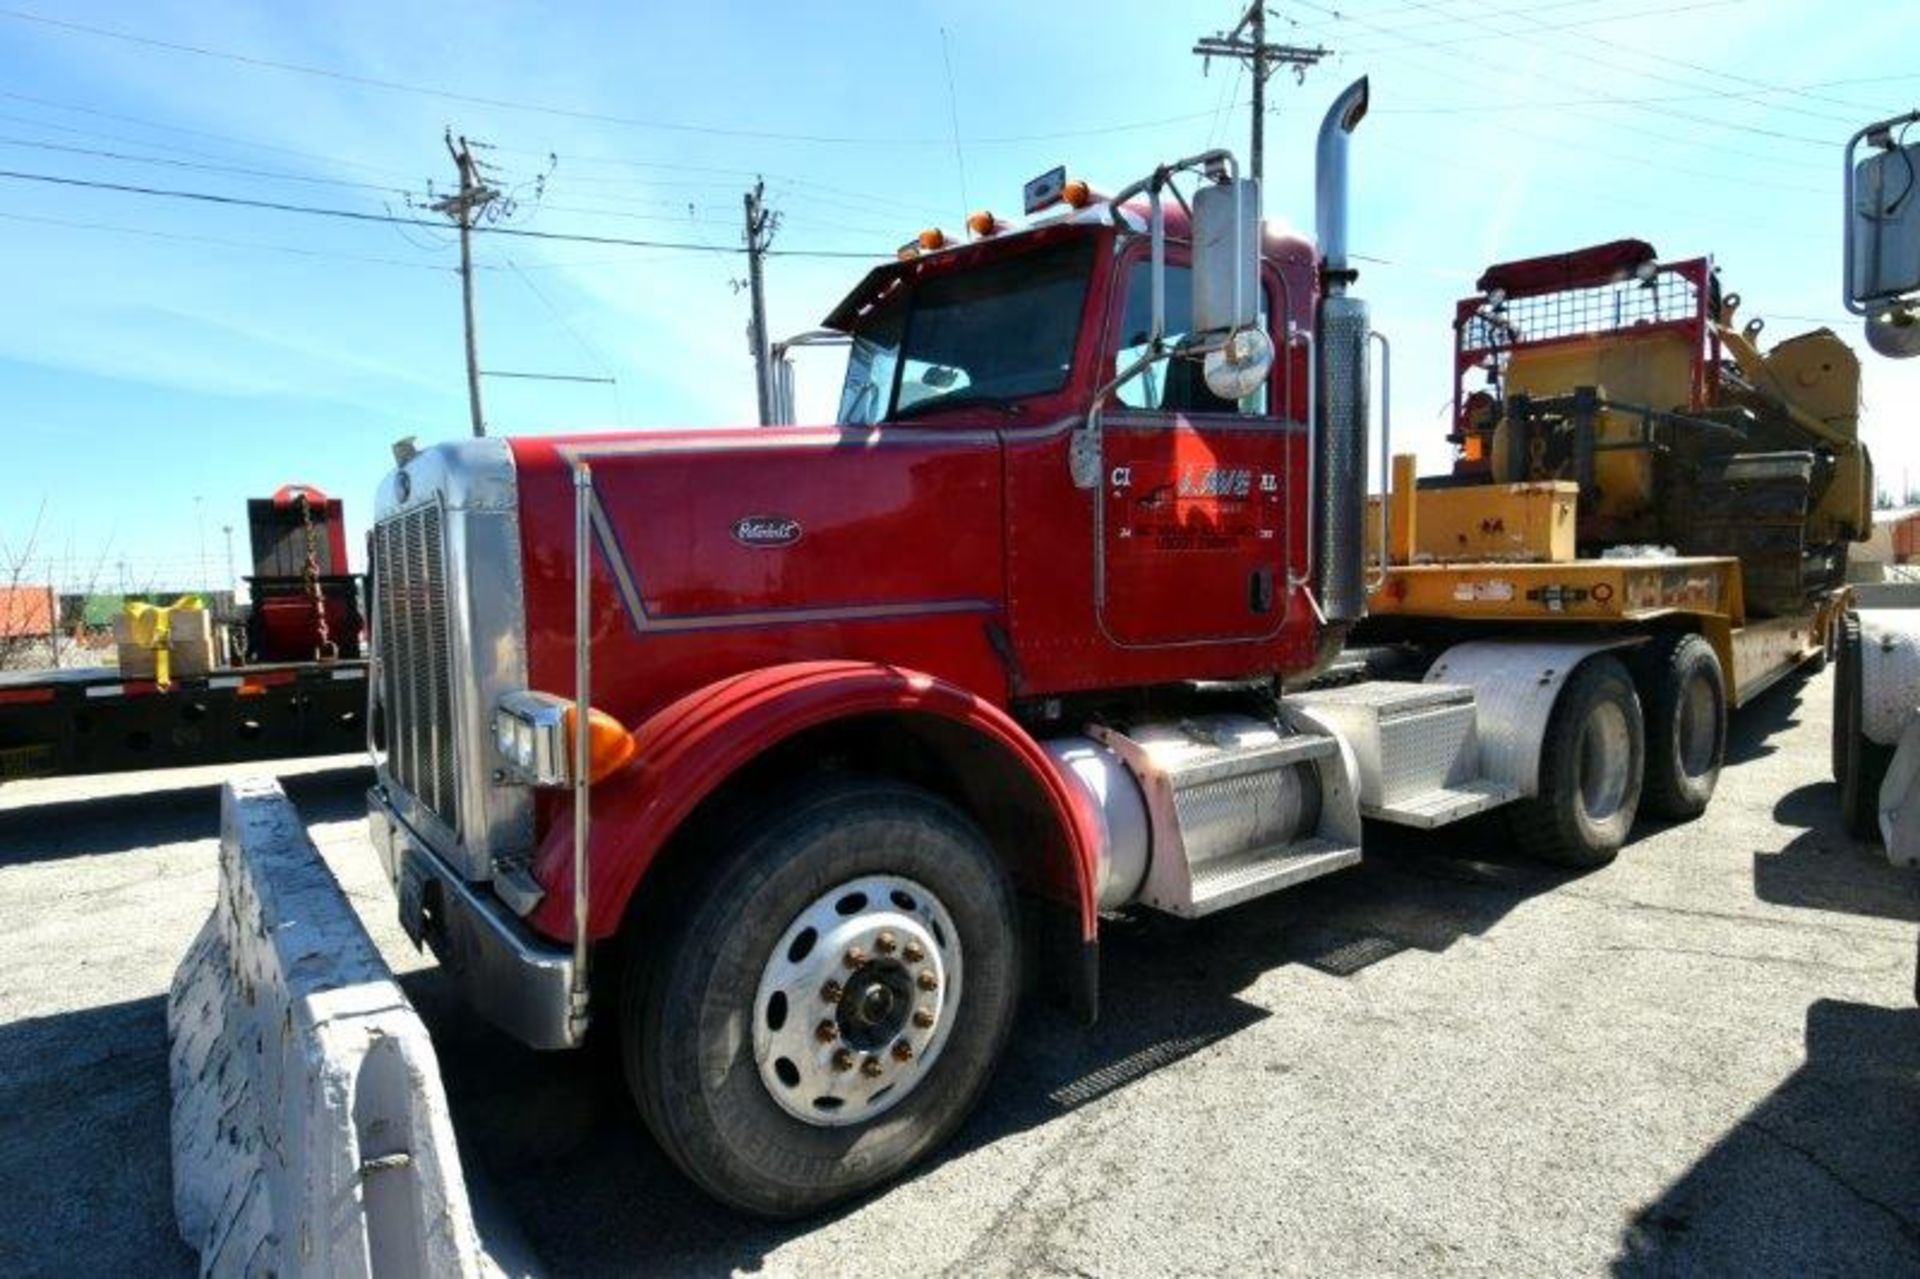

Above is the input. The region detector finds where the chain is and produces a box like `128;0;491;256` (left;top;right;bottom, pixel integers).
297;492;339;662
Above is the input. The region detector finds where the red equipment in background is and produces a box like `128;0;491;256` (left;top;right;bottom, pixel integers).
246;483;362;662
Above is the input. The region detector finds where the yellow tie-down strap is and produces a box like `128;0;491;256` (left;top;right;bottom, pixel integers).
124;595;204;689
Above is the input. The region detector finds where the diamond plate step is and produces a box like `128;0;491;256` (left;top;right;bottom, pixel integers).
1182;836;1361;917
1366;778;1519;829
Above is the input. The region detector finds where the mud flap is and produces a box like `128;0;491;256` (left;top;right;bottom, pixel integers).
167;777;480;1277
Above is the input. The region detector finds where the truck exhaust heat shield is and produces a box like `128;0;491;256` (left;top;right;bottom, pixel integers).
1315;77;1371;625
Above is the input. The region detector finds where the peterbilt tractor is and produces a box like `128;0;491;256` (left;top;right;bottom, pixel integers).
359;78;1828;1215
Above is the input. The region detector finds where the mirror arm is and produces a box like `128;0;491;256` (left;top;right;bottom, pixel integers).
1071;344;1172;490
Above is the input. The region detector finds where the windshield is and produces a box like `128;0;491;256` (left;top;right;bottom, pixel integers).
836;237;1094;424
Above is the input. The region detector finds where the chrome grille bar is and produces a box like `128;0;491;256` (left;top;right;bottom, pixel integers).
375;501;460;837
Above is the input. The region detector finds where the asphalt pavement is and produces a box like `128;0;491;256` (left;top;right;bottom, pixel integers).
1;666;1915;1276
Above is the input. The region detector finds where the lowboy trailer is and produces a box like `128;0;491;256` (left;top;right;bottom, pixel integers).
349;79;1825;1216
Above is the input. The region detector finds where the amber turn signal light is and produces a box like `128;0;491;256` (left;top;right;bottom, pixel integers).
565;705;637;784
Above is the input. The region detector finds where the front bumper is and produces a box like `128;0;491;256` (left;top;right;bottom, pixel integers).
368;786;583;1050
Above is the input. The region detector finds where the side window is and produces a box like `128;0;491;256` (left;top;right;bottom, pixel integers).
837;291;905;426
1113;261;1270;416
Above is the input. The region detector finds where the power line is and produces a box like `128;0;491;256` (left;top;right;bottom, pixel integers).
0;88;418;176
1376;76;1920;120
1300;0;1846;145
1384;0;1863;128
0;206;454;270
0;117;904;235
0;6;1227;148
0;166;886;257
506;258;626;424
0;133;415;196
1400;0;1886;118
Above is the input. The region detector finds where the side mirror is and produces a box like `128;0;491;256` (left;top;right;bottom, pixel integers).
1850;140;1920;307
1846;114;1920;357
1191;176;1272;398
1191;176;1262;339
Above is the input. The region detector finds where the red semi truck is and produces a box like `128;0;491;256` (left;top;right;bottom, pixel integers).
361;79;1747;1215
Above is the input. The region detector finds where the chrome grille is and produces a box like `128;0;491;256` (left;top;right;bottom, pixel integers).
375;502;459;834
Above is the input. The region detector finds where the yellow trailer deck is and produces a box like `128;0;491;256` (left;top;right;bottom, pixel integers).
1363;456;1842;708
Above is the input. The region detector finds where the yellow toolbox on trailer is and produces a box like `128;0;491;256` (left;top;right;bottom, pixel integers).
1367;471;1578;566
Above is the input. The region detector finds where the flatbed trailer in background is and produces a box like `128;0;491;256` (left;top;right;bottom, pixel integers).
0;658;367;781
0;484;367;783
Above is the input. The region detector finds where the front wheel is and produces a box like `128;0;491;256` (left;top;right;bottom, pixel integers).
624;778;1020;1218
1510;654;1645;867
1837;614;1894;840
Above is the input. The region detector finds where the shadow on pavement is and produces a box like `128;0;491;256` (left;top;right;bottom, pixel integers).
0;993;195;1279
0;764;371;866
422;822;1583;1276
1614;998;1920;1275
1725;667;1811;766
1755;782;1920;924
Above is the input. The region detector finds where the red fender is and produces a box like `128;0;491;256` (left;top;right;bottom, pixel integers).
526;660;1101;943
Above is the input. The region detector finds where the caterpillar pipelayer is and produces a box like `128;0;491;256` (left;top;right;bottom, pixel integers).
1442;239;1866;617
1354;239;1862;816
329;78;1850;1218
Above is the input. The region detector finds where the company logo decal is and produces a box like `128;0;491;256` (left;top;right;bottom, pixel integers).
732;515;803;548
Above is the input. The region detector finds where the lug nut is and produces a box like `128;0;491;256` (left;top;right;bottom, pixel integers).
902;942;925;963
891;1039;914;1062
814;1020;838;1044
875;931;898;955
860;1055;885;1078
916;970;938;992
820;980;844;1005
912;1008;936;1029
831;1048;855;1072
844;946;868;969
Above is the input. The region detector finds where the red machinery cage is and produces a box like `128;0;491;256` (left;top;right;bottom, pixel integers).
1451;240;1720;446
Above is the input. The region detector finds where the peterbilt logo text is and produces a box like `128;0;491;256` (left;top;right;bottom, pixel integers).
732;516;803;548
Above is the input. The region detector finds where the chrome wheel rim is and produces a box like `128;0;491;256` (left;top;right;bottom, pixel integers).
751;874;960;1127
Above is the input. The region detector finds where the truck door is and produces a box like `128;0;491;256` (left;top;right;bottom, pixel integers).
1097;252;1290;647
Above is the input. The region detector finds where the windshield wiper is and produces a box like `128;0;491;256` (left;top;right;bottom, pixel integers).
890;392;1026;422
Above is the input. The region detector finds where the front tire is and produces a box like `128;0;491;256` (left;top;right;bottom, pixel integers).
1631;633;1726;821
1837;614;1893;840
1510;654;1645;867
624;778;1020;1218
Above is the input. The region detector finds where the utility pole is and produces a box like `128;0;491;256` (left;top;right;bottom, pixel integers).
222;524;236;604
432;133;500;438
743;180;779;426
1194;4;1330;183
195;495;207;594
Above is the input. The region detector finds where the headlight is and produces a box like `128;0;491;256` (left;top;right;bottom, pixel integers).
492;691;638;787
492;691;571;786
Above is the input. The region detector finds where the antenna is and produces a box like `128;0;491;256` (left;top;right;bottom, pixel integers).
939;27;971;224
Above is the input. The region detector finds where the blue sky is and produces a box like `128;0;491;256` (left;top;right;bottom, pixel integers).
3;0;1917;591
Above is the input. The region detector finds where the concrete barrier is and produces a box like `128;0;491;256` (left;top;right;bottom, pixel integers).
168;777;480;1277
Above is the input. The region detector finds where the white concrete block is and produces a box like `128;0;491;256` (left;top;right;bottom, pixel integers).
168;776;481;1278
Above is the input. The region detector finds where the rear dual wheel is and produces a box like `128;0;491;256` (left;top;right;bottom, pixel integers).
623;779;1020;1218
1510;655;1645;867
1631;633;1726;822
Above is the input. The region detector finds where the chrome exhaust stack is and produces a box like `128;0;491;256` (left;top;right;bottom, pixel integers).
1314;77;1371;626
